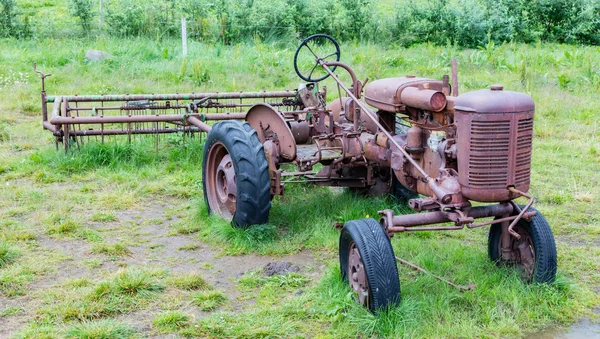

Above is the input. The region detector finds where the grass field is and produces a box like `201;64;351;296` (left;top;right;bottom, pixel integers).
0;37;599;338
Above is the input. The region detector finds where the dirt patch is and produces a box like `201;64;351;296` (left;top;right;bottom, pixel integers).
263;261;300;276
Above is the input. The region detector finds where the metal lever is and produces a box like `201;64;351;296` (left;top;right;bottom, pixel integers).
33;62;52;92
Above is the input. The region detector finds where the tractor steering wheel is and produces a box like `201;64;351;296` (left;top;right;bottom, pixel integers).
294;34;341;82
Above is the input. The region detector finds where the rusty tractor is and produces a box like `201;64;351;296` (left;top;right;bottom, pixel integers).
38;34;557;312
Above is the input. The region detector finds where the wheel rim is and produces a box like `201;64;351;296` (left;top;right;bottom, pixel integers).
501;224;536;281
348;242;369;307
206;142;237;220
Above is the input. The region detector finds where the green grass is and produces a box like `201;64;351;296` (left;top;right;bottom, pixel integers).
65;319;135;339
177;243;200;251
90;243;131;257
192;290;228;311
0;240;20;268
168;273;209;291
0;36;598;338
36;268;166;322
152;311;190;333
94;269;165;297
89;212;117;223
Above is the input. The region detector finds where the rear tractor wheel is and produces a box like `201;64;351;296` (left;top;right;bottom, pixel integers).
488;206;557;283
202;120;271;228
339;218;400;312
391;174;418;203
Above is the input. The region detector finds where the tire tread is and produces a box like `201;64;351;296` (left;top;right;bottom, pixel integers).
202;120;271;228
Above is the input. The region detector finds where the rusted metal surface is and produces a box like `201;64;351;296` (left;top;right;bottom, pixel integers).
455;86;534;202
246;103;297;161
205;142;236;220
399;87;447;112
45;90;298;103
186;116;212;133
379;204;537;233
348;242;369;306
506;187;535;239
67;127;201;136
451;60;459;96
36;66;302;150
364;77;445;113
499;223;536;281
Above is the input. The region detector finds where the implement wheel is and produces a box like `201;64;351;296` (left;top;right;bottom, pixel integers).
339;218;400;312
488;206;557;283
202;120;271;228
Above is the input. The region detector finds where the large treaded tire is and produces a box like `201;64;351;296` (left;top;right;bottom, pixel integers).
202;120;271;228
488;206;557;283
339;218;400;312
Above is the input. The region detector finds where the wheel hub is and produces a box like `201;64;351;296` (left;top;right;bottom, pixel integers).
215;154;237;214
206;142;237;220
348;242;369;307
503;225;536;281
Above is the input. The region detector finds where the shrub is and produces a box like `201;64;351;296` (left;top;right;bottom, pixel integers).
0;0;14;37
69;0;95;34
0;241;19;268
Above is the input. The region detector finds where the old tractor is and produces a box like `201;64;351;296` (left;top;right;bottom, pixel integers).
37;34;556;312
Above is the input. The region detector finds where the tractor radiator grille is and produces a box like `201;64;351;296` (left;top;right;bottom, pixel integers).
468;120;510;187
515;117;533;185
467;118;533;188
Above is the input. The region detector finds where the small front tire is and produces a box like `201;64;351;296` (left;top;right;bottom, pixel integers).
339;218;400;312
488;206;557;283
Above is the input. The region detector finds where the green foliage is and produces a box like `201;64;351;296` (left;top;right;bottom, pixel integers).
31;141;158;173
90;212;117;223
104;0;179;37
46;216;81;235
5;0;600;46
152;311;190;333
389;0;600;47
94;269;164;297
192;290;227;311
0;0;30;38
340;0;372;40
0;240;19;268
168;273;209;290
65;319;135;339
69;0;94;34
90;242;131;257
0;0;16;37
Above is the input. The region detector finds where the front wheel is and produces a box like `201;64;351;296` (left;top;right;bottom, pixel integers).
339;218;400;312
202;120;271;228
488;206;557;283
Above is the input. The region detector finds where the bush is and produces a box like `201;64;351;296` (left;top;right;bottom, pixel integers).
387;0;600;48
69;0;95;34
3;0;600;46
0;0;16;37
0;0;28;38
104;0;179;37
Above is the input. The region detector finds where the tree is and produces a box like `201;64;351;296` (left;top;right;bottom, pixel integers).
70;0;94;34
